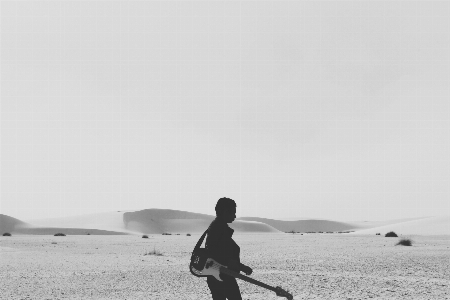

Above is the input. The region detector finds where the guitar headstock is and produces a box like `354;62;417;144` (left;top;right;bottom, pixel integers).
275;286;293;300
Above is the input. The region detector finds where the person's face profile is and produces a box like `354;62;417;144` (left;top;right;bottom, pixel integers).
222;207;236;223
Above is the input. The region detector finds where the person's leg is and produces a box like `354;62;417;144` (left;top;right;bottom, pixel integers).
223;278;242;300
207;277;226;300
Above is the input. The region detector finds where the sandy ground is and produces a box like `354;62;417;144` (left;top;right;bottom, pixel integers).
1;234;449;300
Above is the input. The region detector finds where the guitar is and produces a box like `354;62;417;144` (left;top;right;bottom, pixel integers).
190;257;293;300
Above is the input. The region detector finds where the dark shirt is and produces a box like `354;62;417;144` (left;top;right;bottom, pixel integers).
205;218;243;274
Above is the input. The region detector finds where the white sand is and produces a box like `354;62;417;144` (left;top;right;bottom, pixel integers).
0;234;449;299
1;210;449;299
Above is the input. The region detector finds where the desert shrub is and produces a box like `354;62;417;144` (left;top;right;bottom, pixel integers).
396;238;413;246
3;232;12;236
326;231;333;233
87;233;90;235
54;233;66;236
144;247;163;256
187;233;191;236
318;231;323;233
142;235;148;238
376;233;381;235
162;233;171;235
385;231;398;237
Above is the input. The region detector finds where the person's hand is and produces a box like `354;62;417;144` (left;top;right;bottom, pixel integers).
241;265;253;276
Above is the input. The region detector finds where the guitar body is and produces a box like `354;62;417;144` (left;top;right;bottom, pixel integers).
189;248;215;278
190;257;227;281
190;256;293;300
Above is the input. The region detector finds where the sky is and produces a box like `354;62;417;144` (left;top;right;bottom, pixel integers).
1;1;449;222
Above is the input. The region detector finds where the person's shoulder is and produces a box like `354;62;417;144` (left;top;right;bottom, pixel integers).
208;218;227;233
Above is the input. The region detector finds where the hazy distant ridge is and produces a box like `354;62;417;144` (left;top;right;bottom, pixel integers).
123;209;278;234
0;214;30;233
11;227;128;235
123;208;214;221
1;210;449;235
0;214;128;235
237;217;362;232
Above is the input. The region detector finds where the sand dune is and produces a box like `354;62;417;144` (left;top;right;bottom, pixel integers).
123;209;279;234
123;208;214;221
229;220;280;233
11;227;129;235
2;210;448;236
124;217;213;234
237;217;364;232
26;211;132;233
0;214;30;233
1;212;130;235
2;209;279;235
352;216;450;235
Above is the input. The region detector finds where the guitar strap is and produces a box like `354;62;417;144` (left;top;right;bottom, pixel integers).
190;229;210;276
193;229;209;251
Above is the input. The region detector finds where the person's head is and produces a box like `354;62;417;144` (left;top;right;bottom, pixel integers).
215;197;236;223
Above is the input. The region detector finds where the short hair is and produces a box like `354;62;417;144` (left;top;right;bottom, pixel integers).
215;197;236;215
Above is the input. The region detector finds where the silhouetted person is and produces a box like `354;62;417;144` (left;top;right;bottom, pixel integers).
205;197;253;300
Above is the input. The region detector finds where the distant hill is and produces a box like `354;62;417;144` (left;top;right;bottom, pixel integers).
2;210;448;236
237;217;363;232
123;209;279;234
2;213;129;235
123;208;214;221
27;211;132;233
3;209;279;235
12;227;128;235
0;214;30;233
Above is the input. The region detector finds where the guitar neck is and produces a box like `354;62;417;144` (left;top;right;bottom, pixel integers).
219;267;278;293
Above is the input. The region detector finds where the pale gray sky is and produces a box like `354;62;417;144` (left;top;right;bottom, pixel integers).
1;1;449;221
